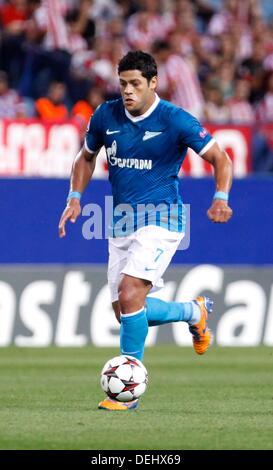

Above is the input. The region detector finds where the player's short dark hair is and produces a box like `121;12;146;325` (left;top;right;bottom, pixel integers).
118;51;157;82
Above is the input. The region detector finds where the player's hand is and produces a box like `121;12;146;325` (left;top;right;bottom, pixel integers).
58;199;81;238
207;199;233;223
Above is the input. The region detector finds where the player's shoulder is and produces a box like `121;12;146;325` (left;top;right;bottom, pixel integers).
96;98;124;123
89;98;123;130
157;99;211;144
158;99;196;125
158;98;179;116
100;97;123;114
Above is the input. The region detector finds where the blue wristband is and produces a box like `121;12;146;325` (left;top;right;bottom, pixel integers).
67;191;82;202
213;191;229;202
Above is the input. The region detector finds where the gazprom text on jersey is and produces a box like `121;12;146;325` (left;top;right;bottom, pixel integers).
107;156;153;170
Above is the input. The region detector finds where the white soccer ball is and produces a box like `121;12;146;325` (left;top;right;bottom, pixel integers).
100;355;148;402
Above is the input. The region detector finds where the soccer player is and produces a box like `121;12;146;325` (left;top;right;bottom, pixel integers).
58;51;233;411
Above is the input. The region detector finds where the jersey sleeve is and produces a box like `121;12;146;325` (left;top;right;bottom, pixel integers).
84;104;104;153
174;108;215;155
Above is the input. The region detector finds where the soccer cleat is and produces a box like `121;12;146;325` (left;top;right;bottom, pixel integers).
189;296;213;355
98;397;139;411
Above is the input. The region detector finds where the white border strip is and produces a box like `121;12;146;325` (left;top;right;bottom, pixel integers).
120;307;145;318
199;138;216;156
84;139;96;154
125;94;160;122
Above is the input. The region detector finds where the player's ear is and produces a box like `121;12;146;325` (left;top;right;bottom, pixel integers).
149;76;157;90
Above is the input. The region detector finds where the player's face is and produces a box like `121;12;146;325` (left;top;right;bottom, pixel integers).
119;70;157;116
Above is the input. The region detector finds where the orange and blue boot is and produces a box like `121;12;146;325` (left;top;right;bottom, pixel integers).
189;296;213;355
98;397;139;411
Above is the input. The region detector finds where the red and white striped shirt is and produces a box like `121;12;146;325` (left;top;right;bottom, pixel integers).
35;0;86;53
157;54;204;119
228;99;255;124
126;12;173;50
257;93;273;122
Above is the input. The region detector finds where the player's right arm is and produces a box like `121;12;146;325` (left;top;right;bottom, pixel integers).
58;147;98;238
58;103;104;238
175;108;233;223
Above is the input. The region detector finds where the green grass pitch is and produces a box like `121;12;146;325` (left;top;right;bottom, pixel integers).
0;346;272;450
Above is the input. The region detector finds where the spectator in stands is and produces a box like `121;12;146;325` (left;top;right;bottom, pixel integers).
19;0;88;99
256;72;273;122
72;86;104;125
104;16;125;39
86;38;116;90
212;60;235;100
0;70;26;118
126;0;172;50
65;0;95;48
208;0;261;36
227;77;255;124
152;39;204;119
239;39;266;104
192;0;216;33
240;40;265;77
35;81;68;120
0;0;272;175
0;0;29;87
0;0;28;32
218;32;237;62
203;83;230;123
169;3;199;58
71;86;104;141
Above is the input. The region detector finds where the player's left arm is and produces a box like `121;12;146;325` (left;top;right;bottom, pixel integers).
201;142;233;223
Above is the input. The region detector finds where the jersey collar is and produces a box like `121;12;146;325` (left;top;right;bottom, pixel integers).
124;93;160;122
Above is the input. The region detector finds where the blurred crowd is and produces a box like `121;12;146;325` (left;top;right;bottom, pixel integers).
0;0;273;169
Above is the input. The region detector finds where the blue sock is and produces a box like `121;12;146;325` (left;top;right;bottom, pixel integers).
120;307;148;361
145;297;201;326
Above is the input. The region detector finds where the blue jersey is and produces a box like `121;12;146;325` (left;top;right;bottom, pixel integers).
85;95;214;236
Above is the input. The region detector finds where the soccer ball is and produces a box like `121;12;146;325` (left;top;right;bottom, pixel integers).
100;355;148;402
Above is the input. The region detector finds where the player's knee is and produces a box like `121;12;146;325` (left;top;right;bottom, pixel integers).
118;288;136;312
118;278;141;313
